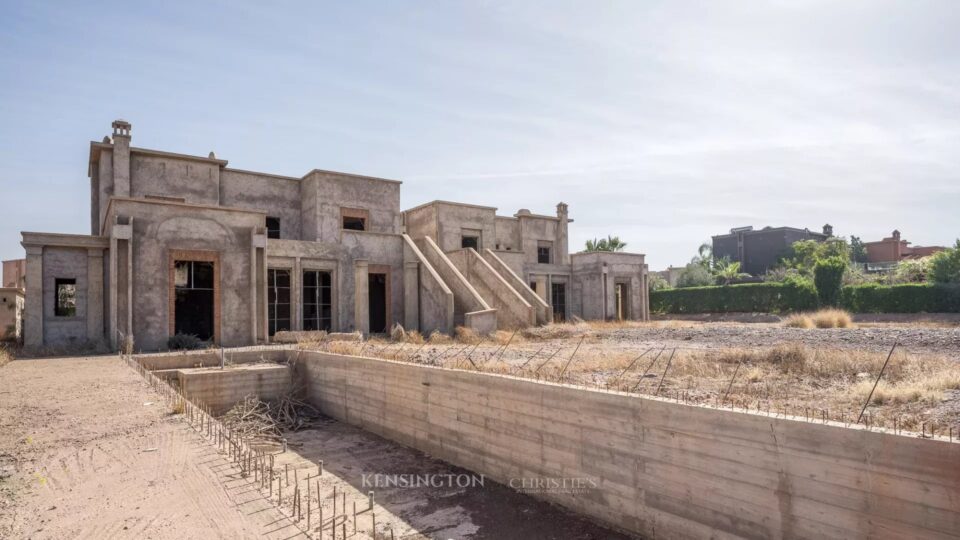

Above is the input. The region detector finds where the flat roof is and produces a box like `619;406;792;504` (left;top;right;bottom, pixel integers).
302;168;402;185
403;200;499;214
712;226;828;239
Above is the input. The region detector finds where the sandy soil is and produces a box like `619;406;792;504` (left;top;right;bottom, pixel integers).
0;355;631;540
0;355;303;539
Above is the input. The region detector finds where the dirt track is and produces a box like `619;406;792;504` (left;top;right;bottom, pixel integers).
0;356;294;539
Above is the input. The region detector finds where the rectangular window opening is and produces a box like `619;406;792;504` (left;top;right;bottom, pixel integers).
267;269;291;336
461;236;479;250
538;246;552;264
266;217;281;239
303;270;333;331
54;278;76;317
343;216;366;231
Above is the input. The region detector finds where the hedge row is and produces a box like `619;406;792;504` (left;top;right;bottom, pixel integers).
839;283;960;313
649;281;818;314
650;283;960;314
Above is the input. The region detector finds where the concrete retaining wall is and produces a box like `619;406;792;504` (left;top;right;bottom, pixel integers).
178;363;292;414
300;351;960;540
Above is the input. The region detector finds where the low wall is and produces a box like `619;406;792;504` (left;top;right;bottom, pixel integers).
178;364;292;414
300;351;960;540
136;348;290;371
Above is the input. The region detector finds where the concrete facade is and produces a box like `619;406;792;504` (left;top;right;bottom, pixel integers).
300;350;960;540
21;120;649;351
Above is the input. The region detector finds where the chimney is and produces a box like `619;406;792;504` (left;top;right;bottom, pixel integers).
892;229;901;241
556;202;569;265
822;223;833;237
111;119;132;197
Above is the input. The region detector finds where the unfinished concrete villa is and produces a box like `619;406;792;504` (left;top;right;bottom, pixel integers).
20;120;649;351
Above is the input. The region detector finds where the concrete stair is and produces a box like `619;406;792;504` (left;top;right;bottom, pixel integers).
447;248;535;329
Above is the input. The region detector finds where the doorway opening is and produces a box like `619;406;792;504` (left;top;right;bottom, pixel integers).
368;273;388;333
551;282;566;323
615;282;631;321
174;260;215;341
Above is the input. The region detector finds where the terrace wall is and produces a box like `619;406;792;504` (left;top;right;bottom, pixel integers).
299;351;960;539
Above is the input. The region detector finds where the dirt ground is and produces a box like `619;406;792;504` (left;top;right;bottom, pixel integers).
0;355;631;540
320;319;960;435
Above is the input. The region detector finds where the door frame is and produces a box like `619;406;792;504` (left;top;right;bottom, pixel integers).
368;264;391;333
168;250;221;344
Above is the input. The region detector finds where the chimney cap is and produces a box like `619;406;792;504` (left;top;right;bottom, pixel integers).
111;119;131;137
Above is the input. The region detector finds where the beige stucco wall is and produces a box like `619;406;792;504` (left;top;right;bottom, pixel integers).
0;289;23;341
220;169;302;240
107;199;265;350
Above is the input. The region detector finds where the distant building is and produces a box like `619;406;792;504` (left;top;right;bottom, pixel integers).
712;224;832;276
1;259;25;341
655;266;685;287
864;230;945;267
2;259;25;289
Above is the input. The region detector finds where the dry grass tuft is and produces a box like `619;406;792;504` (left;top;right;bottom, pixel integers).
813;309;853;328
0;345;12;368
783;309;853;329
455;326;481;344
492;330;524;345
403;330;425;344
428;331;454;344
521;323;584;340
784;314;814;329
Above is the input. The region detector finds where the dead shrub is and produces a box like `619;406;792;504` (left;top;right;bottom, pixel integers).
403;330;425;344
784;314;814;329
454;326;481;344
0;346;11;368
428;331;454;344
813;309;853;328
390;324;406;341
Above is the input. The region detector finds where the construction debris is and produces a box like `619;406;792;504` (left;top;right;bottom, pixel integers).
220;393;320;445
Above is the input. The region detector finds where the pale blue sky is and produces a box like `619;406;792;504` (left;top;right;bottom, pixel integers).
1;0;958;269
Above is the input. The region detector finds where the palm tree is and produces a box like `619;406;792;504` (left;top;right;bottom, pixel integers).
585;235;628;252
714;258;750;285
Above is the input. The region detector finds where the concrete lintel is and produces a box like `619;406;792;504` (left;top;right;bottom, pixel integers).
21;232;110;250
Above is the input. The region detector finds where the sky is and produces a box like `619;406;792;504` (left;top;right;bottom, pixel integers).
1;0;958;269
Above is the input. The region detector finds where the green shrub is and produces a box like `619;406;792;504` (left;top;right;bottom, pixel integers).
928;240;960;283
650;280;818;314
675;264;714;288
167;333;205;350
814;256;846;306
839;283;960;313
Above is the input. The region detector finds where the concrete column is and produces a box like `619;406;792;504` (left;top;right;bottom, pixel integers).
23;245;43;349
86;248;104;344
403;261;419;332
535;275;548;303
556;202;569;265
293;257;302;331
354;260;369;335
109;237;118;349
125;237;132;340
